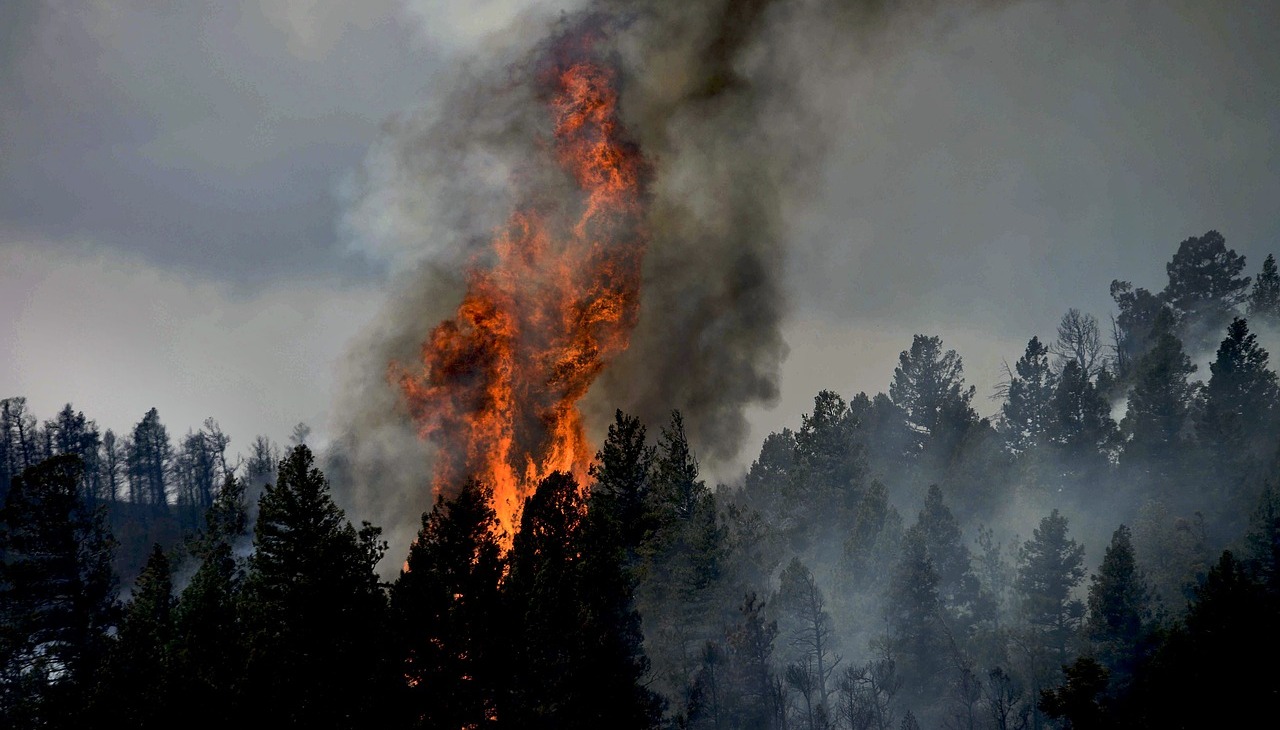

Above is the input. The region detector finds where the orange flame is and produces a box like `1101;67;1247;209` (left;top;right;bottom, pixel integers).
393;40;647;543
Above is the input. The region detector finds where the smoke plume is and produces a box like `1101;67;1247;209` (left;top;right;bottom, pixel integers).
332;0;1009;561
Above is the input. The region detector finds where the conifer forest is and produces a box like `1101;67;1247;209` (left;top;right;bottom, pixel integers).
3;1;1279;729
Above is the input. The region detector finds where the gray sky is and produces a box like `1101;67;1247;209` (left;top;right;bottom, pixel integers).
3;0;1278;477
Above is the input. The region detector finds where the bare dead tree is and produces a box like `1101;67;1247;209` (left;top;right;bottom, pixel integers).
1051;309;1105;377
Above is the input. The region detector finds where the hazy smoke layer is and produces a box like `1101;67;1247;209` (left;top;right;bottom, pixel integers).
333;0;1008;561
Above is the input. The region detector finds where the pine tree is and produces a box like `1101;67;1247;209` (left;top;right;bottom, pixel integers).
1245;483;1280;595
589;409;655;553
1016;510;1085;685
504;470;662;729
1047;361;1118;482
1137;551;1280;728
1109;280;1169;379
913;485;986;633
1247;253;1280;323
1002;337;1057;455
126;408;172;508
391;480;504;729
171;478;247;727
791;391;864;519
636;412;724;708
886;528;946;705
889;335;978;465
100;544;175;729
1195;318;1279;483
1161;230;1250;348
1120;329;1196;484
1084;525;1151;687
0;455;117;728
238;445;393;729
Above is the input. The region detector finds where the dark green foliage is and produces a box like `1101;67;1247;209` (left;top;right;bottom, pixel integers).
1247;253;1280;323
392;479;504;729
1084;525;1150;687
168;475;248;723
127;407;172;509
1161;230;1250;348
1120;327;1196;484
590;410;656;553
1047;361;1118;482
1133;551;1280;727
885;529;946;704
171;539;243;723
1195;318;1278;504
238;445;394;729
0;455;117;728
504;470;662;729
1017;510;1085;673
889;335;978;466
1108;281;1169;379
913;486;987;633
641;411;726;700
1038;656;1110;729
99;544;175;729
1001;337;1056;455
690;594;781;730
0;397;40;502
1246;483;1280;593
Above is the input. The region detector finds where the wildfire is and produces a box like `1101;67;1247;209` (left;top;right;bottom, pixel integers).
392;37;648;543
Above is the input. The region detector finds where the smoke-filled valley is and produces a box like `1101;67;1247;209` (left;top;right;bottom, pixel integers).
4;1;1280;729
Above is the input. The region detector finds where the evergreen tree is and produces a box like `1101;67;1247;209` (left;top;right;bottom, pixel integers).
1037;657;1110;729
1084;525;1151;688
1195;318;1278;484
43;404;104;505
791;391;864;520
504;470;662;729
0;455;117;728
1016;510;1085;700
1120;329;1196;484
1002;337;1057;455
717;594;781;730
641;412;724;705
1245;483;1280;597
579;475;666;729
238;445;393;729
589;410;655;553
391;479;505;729
170;477;248;727
100;544;175;729
1247;253;1280;323
1161;229;1250;347
126;408;172;508
0;397;40;501
742;427;797;524
1108;281;1169;380
889;335;978;465
1136;551;1280;728
885;529;946;706
1047;361;1117;471
913;485;986;633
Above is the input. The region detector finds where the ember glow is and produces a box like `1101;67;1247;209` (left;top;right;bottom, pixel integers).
392;36;649;541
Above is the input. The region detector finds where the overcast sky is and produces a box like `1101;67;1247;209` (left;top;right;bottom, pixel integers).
3;0;1278;476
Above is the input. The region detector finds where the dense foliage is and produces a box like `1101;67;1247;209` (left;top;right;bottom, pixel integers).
3;230;1280;728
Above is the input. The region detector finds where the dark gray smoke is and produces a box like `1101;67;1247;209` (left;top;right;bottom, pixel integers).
332;0;1010;565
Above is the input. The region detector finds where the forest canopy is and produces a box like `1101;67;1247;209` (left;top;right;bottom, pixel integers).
4;230;1280;728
